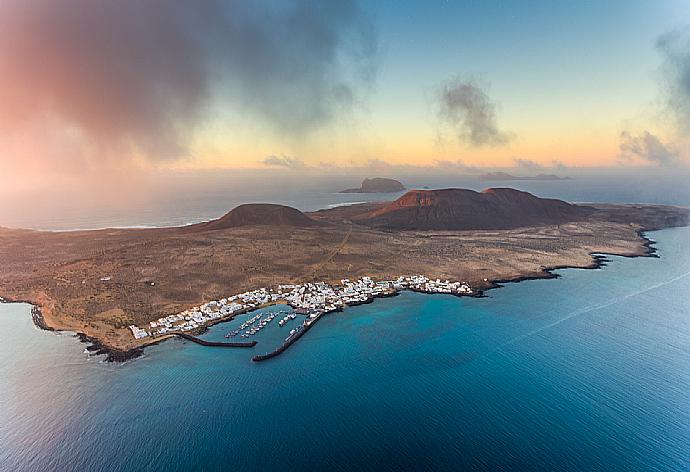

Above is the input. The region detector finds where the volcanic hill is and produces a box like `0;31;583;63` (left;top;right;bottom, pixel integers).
191;204;320;231
350;188;593;230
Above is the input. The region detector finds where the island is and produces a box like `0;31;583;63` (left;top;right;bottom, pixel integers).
340;177;406;193
479;172;572;181
1;187;688;361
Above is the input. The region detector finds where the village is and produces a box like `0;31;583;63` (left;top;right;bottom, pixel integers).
129;275;473;340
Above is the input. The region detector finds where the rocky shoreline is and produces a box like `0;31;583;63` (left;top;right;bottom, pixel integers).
0;296;149;362
0;296;54;332
480;231;656;293
30;305;55;331
78;333;146;362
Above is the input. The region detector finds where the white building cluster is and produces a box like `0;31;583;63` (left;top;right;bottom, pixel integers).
128;325;149;339
129;275;472;339
402;275;473;294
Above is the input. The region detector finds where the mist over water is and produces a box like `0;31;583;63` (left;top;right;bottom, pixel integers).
2;168;690;230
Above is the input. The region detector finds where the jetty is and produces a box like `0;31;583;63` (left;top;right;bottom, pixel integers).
252;312;322;362
176;333;256;348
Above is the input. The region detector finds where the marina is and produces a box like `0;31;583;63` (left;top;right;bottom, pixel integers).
278;313;298;327
127;275;472;360
238;312;279;338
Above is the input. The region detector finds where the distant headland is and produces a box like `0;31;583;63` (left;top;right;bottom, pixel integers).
479;172;572;181
340;177;406;193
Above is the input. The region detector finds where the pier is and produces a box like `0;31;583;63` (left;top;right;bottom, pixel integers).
252;312;322;362
176;333;256;348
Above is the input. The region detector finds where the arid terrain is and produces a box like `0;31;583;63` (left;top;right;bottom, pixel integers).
1;188;688;354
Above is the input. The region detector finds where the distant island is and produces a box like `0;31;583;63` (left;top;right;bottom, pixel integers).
1;187;688;361
479;172;572;181
340;177;406;193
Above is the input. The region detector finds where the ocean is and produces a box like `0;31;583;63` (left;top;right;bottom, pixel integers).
1;225;689;471
1;172;690;470
3;169;690;230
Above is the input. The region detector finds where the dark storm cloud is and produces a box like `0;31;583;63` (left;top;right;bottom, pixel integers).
436;77;512;147
656;26;690;131
0;0;376;161
619;131;678;166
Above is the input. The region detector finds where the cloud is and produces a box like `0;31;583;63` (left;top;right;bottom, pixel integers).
619;131;678;166
0;0;377;166
262;155;306;169
656;26;690;131
612;28;689;169
436;77;512;147
513;158;544;171
433;159;481;173
512;158;568;171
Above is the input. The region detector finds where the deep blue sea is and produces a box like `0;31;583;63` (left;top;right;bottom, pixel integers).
1;226;689;471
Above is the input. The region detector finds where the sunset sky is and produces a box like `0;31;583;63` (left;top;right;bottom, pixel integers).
1;0;689;192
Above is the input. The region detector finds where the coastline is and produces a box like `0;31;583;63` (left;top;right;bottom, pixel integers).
4;224;689;472
479;230;656;294
230;230;661;363
0;229;667;362
0;296;150;361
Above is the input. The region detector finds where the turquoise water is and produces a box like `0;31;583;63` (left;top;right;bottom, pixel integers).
1;227;689;471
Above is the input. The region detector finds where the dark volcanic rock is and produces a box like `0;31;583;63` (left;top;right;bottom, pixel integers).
340;177;406;193
354;187;593;230
191;204;320;231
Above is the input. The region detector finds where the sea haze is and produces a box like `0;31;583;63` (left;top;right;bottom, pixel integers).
0;226;689;471
2;168;690;230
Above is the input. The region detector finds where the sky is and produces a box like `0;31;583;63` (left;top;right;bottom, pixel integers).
0;0;689;194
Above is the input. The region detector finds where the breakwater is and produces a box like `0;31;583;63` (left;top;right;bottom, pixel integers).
176;332;257;347
252;313;321;362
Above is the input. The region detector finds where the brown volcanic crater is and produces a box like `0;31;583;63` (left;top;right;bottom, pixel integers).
190;203;321;231
354;187;593;230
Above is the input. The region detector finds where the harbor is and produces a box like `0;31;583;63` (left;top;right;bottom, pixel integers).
128;275;473;360
176;332;256;348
